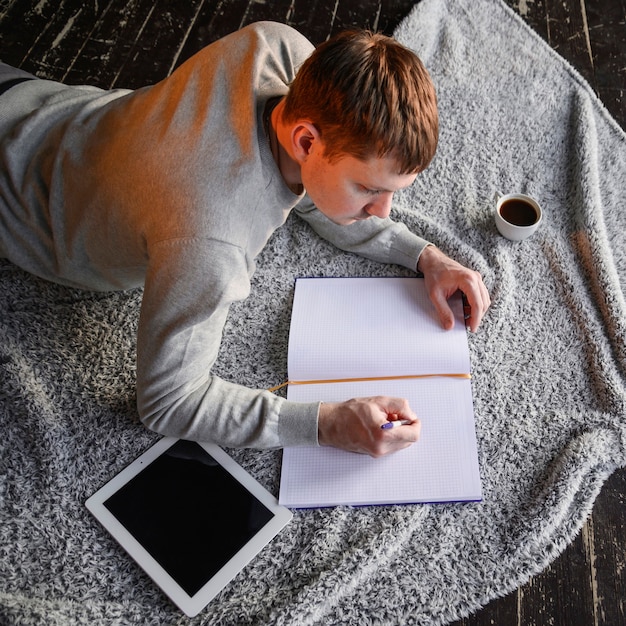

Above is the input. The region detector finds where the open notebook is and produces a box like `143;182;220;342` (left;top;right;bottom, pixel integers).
278;277;482;508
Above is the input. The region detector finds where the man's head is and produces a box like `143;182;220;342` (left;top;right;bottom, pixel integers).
283;29;439;175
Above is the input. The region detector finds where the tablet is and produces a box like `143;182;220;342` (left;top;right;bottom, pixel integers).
86;437;292;617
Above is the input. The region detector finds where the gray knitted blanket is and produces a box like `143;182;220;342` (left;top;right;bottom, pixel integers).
1;0;625;623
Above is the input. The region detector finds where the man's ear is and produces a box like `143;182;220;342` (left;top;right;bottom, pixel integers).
291;121;321;164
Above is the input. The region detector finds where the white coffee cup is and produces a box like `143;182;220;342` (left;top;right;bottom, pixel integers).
495;193;542;241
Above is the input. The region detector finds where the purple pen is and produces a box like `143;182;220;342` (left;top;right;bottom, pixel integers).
380;419;413;430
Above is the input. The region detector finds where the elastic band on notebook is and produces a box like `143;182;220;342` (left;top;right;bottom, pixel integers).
267;373;471;393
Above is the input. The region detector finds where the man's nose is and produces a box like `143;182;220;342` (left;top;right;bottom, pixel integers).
365;192;393;219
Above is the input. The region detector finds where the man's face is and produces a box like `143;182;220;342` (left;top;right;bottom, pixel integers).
300;146;417;225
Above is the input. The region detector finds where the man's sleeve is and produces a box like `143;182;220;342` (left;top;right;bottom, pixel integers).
293;196;431;270
135;237;319;448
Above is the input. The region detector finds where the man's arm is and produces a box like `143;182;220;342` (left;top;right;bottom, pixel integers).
135;238;423;456
296;198;491;331
135;238;319;449
294;198;431;269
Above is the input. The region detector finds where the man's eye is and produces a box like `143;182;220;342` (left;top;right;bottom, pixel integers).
361;186;380;195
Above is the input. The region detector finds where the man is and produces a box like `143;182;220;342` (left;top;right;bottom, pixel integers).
0;22;490;457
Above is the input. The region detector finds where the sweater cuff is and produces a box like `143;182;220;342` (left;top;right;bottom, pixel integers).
278;400;320;447
389;225;432;271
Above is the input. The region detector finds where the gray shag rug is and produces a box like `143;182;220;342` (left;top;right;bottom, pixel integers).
1;0;625;623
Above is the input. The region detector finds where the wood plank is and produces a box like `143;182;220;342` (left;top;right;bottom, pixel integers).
288;0;416;39
375;0;420;36
95;0;206;89
237;0;295;30
544;0;597;89
279;0;346;43
585;0;626;127
456;588;520;625
15;0;120;82
591;469;626;626
0;0;76;73
119;0;210;87
503;0;625;130
325;0;390;36
520;528;597;626
173;0;250;70
0;0;18;20
503;0;547;31
454;525;599;626
61;0;167;89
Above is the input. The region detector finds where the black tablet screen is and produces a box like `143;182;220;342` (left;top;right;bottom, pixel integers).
104;440;274;596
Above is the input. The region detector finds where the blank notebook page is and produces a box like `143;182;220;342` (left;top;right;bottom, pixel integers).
279;277;482;508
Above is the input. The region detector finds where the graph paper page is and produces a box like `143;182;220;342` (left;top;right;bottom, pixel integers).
287;277;471;381
279;277;481;508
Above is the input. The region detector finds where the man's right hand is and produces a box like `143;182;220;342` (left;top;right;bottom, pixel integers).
318;396;421;457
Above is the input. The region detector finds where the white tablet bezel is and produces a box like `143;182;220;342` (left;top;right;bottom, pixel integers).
86;437;292;617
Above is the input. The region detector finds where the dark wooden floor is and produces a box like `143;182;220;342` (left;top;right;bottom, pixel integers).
1;1;624;624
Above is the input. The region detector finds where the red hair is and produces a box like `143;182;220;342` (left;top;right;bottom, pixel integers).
283;30;439;173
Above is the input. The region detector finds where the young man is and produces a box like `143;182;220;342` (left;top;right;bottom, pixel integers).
0;22;490;457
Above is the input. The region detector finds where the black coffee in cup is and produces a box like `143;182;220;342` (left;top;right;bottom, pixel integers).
499;198;538;226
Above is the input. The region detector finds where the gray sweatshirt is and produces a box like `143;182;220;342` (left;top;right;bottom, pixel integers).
0;22;430;448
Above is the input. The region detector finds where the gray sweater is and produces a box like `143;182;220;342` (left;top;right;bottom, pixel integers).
0;22;430;448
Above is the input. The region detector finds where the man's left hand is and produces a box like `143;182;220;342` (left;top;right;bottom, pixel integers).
417;245;491;333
